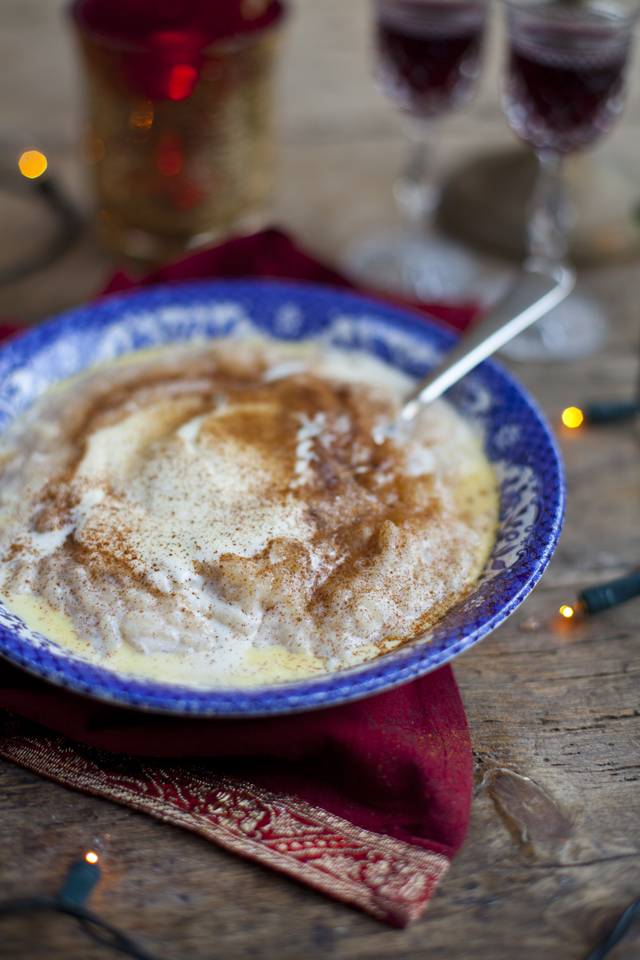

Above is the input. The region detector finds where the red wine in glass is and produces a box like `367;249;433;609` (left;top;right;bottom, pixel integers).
342;0;492;305
376;1;486;119
504;6;632;153
499;0;636;362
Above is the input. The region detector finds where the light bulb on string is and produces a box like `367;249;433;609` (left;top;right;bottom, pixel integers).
561;406;584;429
18;149;48;179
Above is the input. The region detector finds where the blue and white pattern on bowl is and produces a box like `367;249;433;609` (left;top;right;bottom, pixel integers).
0;280;564;716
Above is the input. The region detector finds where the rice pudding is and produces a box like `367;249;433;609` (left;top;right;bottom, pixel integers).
0;339;498;686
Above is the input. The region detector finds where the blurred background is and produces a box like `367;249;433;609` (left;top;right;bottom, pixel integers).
1;7;640;958
0;0;638;322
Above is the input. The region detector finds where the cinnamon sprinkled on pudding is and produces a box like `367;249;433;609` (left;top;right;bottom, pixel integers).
0;340;498;685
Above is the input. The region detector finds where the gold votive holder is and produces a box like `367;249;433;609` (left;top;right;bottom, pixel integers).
73;19;283;262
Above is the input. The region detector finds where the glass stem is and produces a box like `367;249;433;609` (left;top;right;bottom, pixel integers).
527;150;570;270
393;123;438;234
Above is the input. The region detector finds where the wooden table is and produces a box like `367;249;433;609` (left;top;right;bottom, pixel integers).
1;1;639;957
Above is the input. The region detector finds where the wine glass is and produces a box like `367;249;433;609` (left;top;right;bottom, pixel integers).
343;0;501;306
499;0;638;361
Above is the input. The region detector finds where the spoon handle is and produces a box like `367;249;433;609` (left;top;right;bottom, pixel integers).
400;261;576;423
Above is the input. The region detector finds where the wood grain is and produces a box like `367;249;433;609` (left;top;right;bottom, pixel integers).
1;1;640;957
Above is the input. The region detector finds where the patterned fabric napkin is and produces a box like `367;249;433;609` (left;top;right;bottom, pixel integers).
0;661;471;927
0;228;478;926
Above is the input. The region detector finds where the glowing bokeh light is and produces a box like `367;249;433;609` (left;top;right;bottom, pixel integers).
129;101;154;130
19;150;48;179
85;851;99;864
167;64;198;101
562;407;584;428
559;605;574;619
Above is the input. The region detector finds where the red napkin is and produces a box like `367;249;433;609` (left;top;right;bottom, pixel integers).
103;227;481;331
0;324;20;342
0;228;477;926
0;660;471;926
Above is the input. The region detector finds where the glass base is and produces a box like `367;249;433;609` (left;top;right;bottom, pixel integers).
96;208;269;263
499;292;607;362
438;148;640;268
340;232;512;307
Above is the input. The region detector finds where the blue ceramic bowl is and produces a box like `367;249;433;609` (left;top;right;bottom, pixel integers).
0;280;564;715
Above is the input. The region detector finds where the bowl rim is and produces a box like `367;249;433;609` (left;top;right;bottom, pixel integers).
0;278;565;716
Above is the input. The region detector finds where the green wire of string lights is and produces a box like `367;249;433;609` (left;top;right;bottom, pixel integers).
0;849;170;960
2;846;637;958
586;898;640;960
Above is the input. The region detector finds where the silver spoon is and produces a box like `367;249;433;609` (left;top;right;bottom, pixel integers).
399;260;576;425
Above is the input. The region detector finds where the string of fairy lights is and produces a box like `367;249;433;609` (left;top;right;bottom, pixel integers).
534;400;640;958
0;838;637;957
0;146;82;287
0;842;170;959
551;400;640;623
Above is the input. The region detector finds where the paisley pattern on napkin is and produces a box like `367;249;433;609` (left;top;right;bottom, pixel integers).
0;710;448;927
